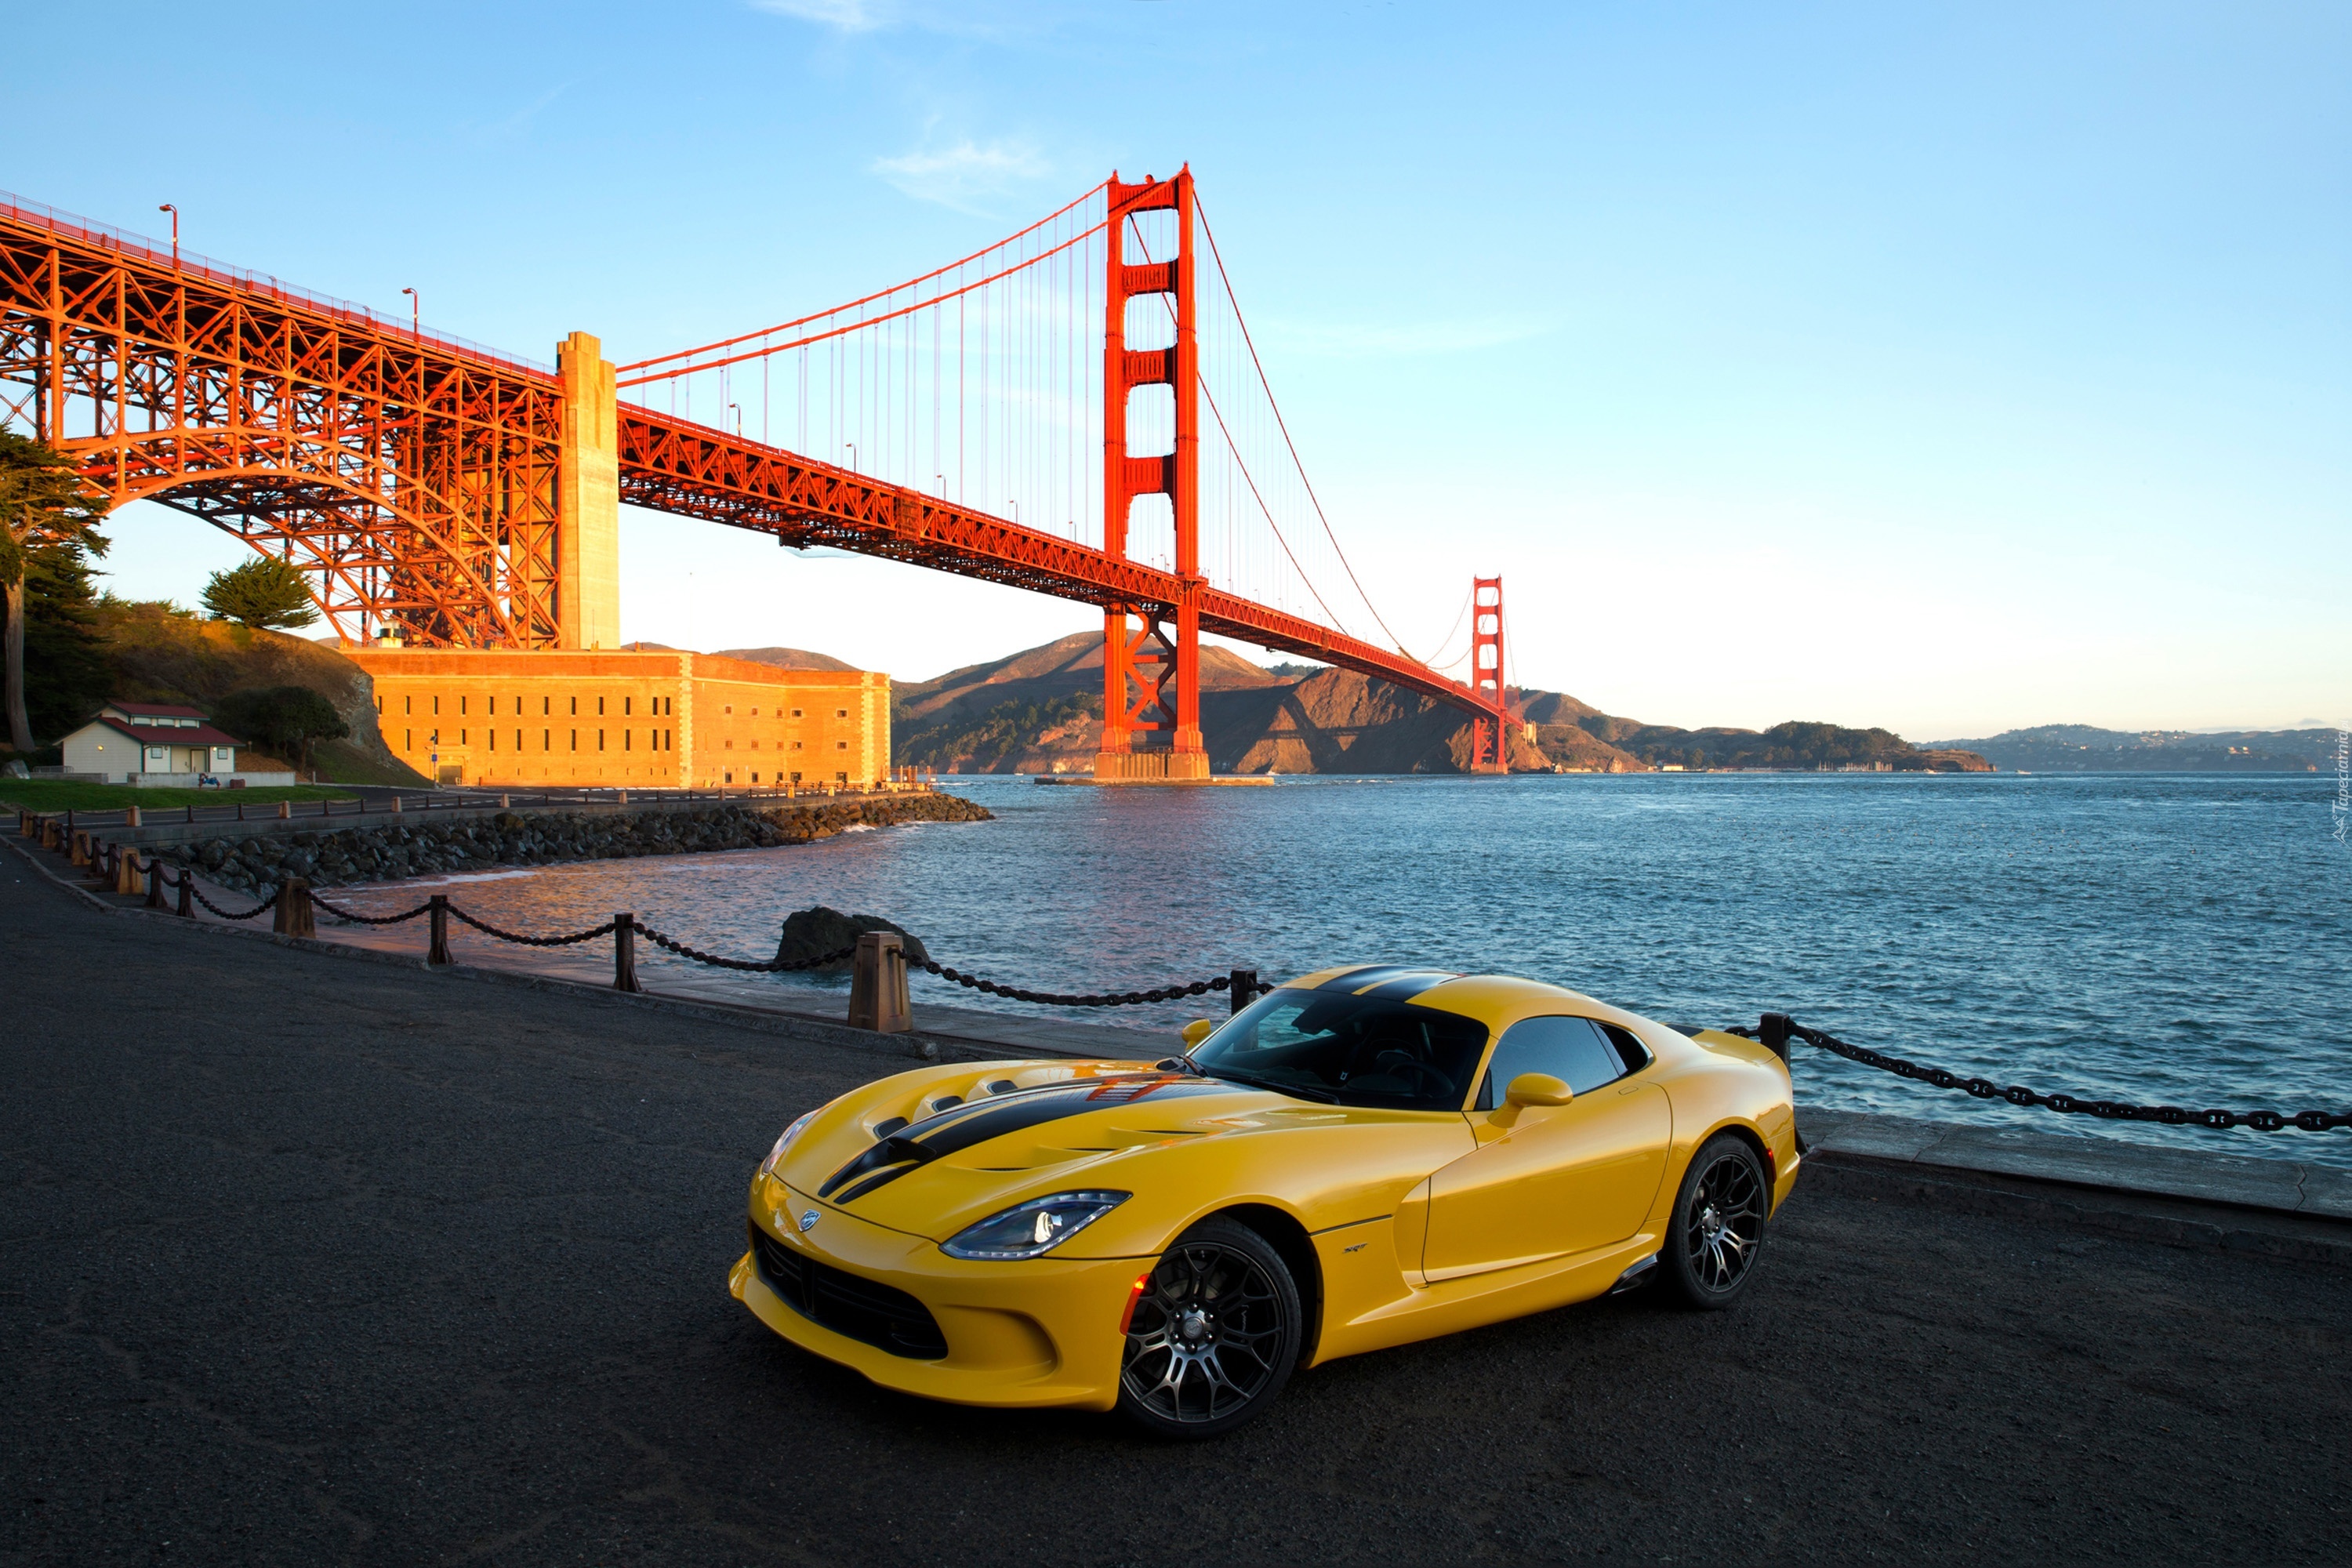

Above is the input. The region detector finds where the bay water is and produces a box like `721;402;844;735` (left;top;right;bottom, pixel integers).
329;771;2352;1168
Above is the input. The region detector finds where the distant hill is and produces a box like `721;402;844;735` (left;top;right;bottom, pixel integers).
712;645;861;672
95;601;428;786
1929;724;2330;772
891;635;1981;775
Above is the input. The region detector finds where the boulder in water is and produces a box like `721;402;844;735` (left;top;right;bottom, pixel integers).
775;906;928;970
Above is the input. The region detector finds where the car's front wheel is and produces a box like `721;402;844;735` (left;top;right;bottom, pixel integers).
1661;1132;1769;1308
1117;1217;1301;1439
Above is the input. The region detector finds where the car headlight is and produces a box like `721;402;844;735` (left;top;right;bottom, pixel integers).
939;1191;1131;1261
757;1108;820;1179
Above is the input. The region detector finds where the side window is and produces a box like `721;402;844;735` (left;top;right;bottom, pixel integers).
1598;1022;1652;1076
1476;1016;1626;1109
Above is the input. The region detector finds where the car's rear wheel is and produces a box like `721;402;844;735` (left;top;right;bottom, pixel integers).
1661;1132;1769;1309
1117;1217;1301;1439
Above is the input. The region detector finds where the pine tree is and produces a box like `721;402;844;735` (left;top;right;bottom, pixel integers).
201;556;319;631
0;430;110;753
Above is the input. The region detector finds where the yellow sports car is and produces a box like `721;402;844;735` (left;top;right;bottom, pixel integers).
731;964;1802;1437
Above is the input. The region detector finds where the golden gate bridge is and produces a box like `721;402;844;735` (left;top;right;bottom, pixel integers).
0;169;1514;775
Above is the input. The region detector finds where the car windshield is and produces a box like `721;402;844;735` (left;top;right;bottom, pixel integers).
1190;989;1490;1111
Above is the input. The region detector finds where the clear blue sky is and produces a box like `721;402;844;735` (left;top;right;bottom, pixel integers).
15;2;2347;735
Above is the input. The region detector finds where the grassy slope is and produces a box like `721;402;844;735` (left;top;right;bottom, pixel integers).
1;779;357;811
92;604;430;788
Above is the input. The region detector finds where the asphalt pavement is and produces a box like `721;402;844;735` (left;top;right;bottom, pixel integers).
3;863;2348;1566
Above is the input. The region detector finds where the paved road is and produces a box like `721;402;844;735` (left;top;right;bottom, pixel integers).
4;865;2348;1566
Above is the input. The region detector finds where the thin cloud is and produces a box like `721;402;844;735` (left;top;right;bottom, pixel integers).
873;139;1051;216
751;0;888;32
1260;316;1561;358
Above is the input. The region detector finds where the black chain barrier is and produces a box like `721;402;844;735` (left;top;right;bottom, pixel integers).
443;904;620;947
911;958;1276;1009
1743;1013;2352;1134
139;848;1276;1009
636;927;858;973
190;883;280;921
309;893;434;927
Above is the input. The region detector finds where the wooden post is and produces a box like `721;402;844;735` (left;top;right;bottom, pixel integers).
145;855;166;908
184;804;193;823
499;793;510;809
69;830;89;867
848;932;913;1033
176;866;194;918
427;895;452;965
125;804;142;828
277;800;291;820
116;846;145;896
1230;968;1260;1017
613;911;642;993
274;877;315;938
391;794;402;814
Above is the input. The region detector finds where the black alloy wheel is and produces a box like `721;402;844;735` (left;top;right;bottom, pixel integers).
1117;1217;1301;1439
1660;1132;1769;1309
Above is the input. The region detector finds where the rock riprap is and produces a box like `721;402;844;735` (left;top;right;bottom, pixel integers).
160;794;994;895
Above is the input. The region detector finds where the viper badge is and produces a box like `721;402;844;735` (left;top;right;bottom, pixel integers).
798;1210;820;1233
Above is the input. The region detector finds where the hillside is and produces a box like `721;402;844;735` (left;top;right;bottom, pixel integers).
713;645;861;673
891;635;1992;776
95;601;427;786
1929;724;2330;771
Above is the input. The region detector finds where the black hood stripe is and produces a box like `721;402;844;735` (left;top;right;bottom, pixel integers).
816;1075;1229;1204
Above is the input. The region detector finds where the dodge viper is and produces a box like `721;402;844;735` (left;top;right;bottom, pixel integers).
731;964;1802;1436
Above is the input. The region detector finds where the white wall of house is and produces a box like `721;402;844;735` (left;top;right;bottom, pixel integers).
60;726;241;783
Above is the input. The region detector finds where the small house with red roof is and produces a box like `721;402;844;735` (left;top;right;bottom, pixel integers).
58;701;274;786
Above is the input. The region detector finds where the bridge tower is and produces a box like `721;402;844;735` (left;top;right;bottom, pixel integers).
1094;169;1209;782
1469;575;1509;773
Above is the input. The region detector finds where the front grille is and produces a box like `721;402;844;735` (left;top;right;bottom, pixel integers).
751;1222;949;1360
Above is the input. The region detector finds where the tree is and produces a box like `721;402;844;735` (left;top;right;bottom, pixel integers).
19;544;112;744
201;556;318;631
213;685;349;778
0;430;109;753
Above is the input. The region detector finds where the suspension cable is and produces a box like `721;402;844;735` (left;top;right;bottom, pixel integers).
1195;193;1421;662
620;180;1110;376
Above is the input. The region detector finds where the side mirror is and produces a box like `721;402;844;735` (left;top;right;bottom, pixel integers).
1180;1018;1217;1051
1504;1072;1573;1109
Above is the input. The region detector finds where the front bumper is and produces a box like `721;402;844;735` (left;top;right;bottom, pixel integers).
733;1178;1142;1410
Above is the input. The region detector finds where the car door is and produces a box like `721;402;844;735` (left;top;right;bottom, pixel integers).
1421;1016;1670;1282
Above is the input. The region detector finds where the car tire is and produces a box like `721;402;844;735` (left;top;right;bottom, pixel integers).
1116;1216;1303;1439
1660;1132;1769;1310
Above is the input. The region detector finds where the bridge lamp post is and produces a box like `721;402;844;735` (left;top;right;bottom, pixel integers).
730;403;741;437
400;287;419;340
156;204;177;268
843;442;856;474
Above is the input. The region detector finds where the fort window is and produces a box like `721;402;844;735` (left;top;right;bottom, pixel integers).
543;730;550;750
430;729;439;746
790;771;802;783
405;695;412;714
405;730;412;749
570;729;578;751
624;697;632;716
432;695;440;715
375;695;383;713
597;697;605;716
791;740;802;750
461;730;469;746
724;704;732;714
835;771;848;784
598;730;606;751
790;708;802;718
569;697;577;716
515;730;523;751
837;740;848;750
624;730;632;751
489;730;495;751
542;696;550;715
460;696;467;716
836;709;848;719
